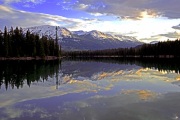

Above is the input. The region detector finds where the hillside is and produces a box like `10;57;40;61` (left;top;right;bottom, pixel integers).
24;25;143;51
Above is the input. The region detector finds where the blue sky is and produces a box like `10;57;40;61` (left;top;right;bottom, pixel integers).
0;0;180;42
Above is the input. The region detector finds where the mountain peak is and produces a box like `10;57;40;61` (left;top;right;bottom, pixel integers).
24;25;72;39
87;30;114;40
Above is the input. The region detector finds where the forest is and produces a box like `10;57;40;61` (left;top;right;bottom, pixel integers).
62;39;180;58
0;26;180;59
0;26;60;58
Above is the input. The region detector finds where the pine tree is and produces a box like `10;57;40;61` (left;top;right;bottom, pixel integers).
0;30;3;57
26;29;31;56
55;26;59;57
35;34;41;57
4;26;9;57
32;34;37;57
8;27;14;57
14;27;20;57
19;27;24;56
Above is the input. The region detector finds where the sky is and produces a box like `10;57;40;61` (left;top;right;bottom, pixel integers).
0;0;180;42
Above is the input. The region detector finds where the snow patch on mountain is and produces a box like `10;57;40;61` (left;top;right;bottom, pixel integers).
73;30;139;42
88;30;115;40
72;30;87;36
113;35;140;42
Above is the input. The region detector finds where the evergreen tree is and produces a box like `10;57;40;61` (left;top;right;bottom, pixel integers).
0;31;3;57
32;34;37;57
55;26;59;57
14;27;20;57
8;27;14;57
39;38;45;57
4;26;9;57
25;29;31;56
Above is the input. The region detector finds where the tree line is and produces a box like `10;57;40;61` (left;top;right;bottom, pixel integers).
62;39;180;58
0;26;60;58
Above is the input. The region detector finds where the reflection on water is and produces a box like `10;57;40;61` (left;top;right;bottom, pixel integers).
1;58;180;120
0;60;61;90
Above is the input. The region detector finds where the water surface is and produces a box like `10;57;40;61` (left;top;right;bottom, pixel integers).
1;58;180;120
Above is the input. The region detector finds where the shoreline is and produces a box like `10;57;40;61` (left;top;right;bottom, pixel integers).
0;55;179;60
64;55;178;58
0;56;61;60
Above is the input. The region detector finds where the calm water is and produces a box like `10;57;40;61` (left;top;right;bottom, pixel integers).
1;58;180;120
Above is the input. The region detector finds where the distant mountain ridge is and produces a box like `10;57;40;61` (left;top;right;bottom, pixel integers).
23;25;143;51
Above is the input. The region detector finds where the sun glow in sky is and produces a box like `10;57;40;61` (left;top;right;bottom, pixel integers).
0;0;180;42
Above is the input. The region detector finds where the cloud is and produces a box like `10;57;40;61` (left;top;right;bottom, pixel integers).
2;0;45;4
73;0;180;19
1;0;179;42
139;36;164;43
77;4;89;10
2;0;21;4
140;31;180;42
90;12;105;16
0;5;13;13
141;32;180;42
81;18;100;22
71;0;158;20
0;5;84;30
172;24;180;30
5;0;179;20
157;32;180;39
56;1;76;11
145;0;180;19
1;0;46;8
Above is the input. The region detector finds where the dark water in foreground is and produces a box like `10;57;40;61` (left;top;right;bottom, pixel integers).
1;58;180;120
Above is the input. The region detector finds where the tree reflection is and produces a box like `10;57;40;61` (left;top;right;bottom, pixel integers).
0;60;61;90
1;58;180;90
65;57;180;74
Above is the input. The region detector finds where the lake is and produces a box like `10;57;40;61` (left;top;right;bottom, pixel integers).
1;58;180;120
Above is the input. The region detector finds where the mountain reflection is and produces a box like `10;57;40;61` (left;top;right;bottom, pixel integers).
0;58;180;90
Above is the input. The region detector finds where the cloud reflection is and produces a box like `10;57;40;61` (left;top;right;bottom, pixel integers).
0;67;179;108
121;90;158;101
1;65;180;120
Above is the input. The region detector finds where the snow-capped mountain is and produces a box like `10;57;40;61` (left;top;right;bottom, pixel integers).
23;25;72;38
72;30;115;40
23;25;143;51
72;30;139;42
